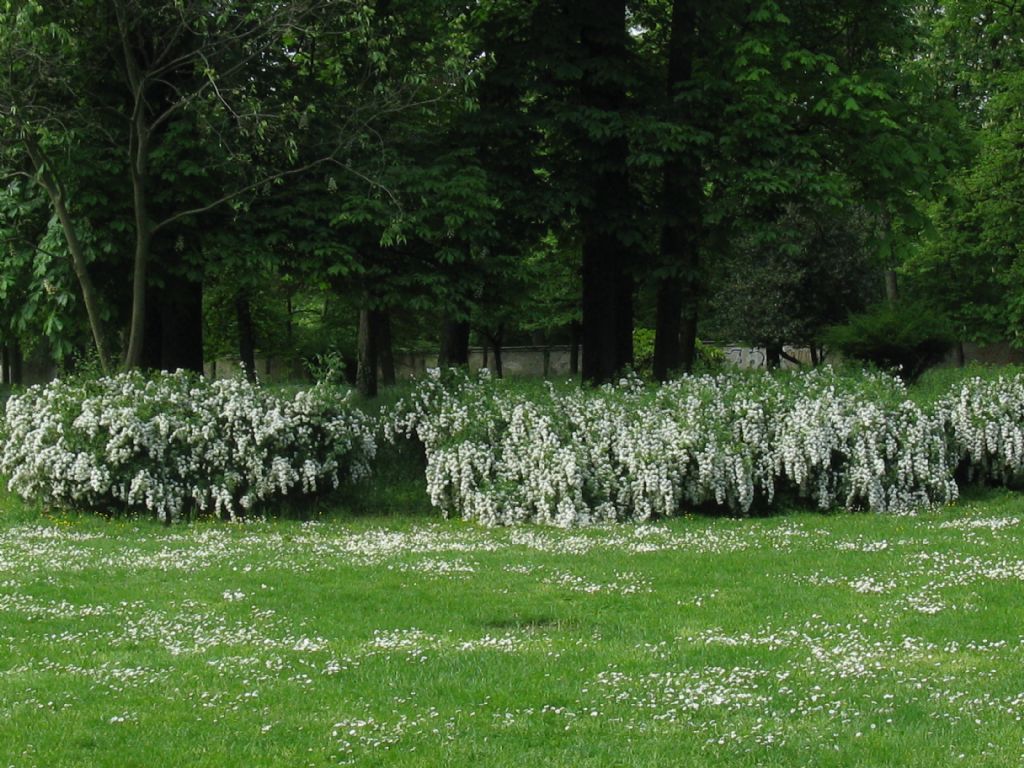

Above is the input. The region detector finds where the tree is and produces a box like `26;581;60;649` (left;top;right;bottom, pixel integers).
705;204;880;361
904;0;1024;349
1;0;427;372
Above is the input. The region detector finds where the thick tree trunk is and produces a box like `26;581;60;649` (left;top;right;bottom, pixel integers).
579;0;633;384
654;0;701;381
439;318;470;367
810;344;821;366
356;308;379;397
376;310;396;386
569;321;581;376
616;275;634;372
23;138;112;375
654;277;683;380
766;343;782;370
236;292;257;383
954;340;966;368
581;237;620;383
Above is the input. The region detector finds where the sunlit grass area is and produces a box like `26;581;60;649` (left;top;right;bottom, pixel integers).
2;485;1024;767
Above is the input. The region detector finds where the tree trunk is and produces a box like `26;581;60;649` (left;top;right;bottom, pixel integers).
616;274;634;371
23;138;112;374
954;340;965;368
579;0;633;384
570;320;582;376
654;0;701;381
8;340;22;386
885;269;899;305
766;342;782;370
356;308;379;397
123;104;152;370
810;344;821;366
376;310;396;386
439;318;470;366
236;292;257;383
489;326;505;378
680;313;698;373
654;277;683;380
1;345;8;385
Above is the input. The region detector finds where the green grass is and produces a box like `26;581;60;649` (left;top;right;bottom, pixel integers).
910;362;1024;405
3;483;1024;766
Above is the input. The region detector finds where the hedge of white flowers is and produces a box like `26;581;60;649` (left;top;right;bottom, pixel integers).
390;368;970;526
941;374;1024;485
6;367;1024;527
0;372;376;522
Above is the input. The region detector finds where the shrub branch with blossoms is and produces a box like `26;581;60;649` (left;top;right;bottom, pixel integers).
940;374;1024;485
389;368;961;526
0;372;376;521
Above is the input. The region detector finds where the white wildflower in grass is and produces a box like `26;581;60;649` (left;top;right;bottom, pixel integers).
0;371;376;522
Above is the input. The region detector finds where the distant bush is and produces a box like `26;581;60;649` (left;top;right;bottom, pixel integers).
695;339;727;371
632;328;657;377
825;302;954;381
0;372;376;521
631;329;726;378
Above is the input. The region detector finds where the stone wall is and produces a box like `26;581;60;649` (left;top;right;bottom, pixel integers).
395;346;575;379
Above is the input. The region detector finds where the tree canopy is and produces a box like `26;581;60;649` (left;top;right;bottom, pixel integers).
0;0;1018;387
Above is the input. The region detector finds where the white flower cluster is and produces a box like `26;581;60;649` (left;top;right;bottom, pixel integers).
0;372;376;521
390;368;959;526
941;374;1024;484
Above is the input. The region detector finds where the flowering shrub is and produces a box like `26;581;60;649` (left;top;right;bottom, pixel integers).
940;375;1024;484
390;368;959;526
0;372;376;521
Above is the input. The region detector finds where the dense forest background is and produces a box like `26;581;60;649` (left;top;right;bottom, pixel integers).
0;0;1021;391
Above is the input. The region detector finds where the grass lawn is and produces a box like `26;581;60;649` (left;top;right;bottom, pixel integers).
2;485;1024;767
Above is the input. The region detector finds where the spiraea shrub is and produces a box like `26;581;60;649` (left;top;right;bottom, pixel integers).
940;374;1024;485
389;367;959;526
0;371;376;521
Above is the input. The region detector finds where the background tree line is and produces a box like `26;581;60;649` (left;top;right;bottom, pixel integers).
1;0;1020;390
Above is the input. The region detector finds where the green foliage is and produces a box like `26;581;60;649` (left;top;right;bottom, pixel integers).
825;302;954;381
705;204;880;349
694;339;726;372
632;328;657;377
0;0;1014;381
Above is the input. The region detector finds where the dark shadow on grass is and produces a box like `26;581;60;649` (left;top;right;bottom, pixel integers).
213;438;436;523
